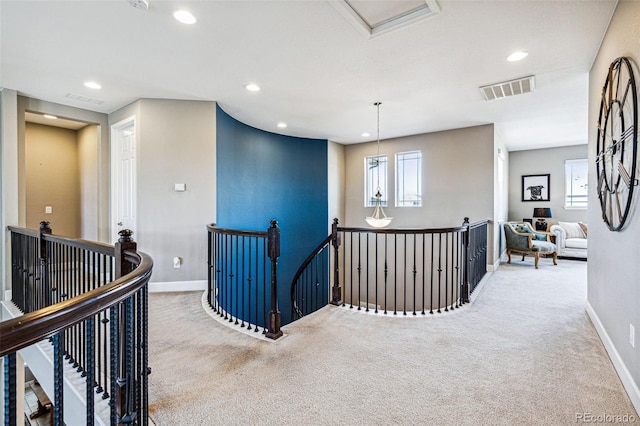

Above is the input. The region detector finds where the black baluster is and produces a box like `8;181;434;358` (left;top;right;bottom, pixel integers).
394;234;397;315
350;232;354;309
365;233;369;312
247;237;253;330
437;234;443;314
357;233;361;310
403;234;407;316
54;331;64;425
262;237;267;334
384;234;388;315
421;233;426;315
413;234;417;316
86;316;95;424
3;353;17;425
241;236;245;328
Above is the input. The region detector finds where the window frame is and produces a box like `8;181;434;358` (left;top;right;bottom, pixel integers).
564;158;588;210
364;154;388;207
395;150;422;207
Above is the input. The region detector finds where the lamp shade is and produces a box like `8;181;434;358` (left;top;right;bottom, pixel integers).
533;208;552;218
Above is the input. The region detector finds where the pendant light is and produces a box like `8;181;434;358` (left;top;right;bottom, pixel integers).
365;102;393;228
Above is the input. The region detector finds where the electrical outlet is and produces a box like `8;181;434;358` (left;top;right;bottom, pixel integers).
630;324;635;348
45;206;52;214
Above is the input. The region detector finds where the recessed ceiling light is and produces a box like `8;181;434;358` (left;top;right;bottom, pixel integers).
84;81;102;89
174;10;197;24
245;83;261;92
277;122;287;129
507;51;528;62
43;114;58;120
362;132;370;137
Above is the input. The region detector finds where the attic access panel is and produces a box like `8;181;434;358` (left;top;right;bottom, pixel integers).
333;0;441;38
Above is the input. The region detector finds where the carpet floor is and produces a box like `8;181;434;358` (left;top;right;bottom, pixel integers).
147;259;638;425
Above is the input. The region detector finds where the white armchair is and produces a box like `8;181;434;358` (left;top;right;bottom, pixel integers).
550;222;587;259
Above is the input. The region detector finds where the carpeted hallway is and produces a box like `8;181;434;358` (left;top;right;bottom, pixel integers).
147;259;637;425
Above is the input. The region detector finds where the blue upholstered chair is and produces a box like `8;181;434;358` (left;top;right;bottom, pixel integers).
503;222;557;268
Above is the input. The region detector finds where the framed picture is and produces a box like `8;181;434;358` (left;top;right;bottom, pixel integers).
522;174;550;202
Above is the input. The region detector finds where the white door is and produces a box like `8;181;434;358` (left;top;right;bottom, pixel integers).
111;116;137;238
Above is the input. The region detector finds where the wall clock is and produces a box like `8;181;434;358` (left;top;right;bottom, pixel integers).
596;56;639;231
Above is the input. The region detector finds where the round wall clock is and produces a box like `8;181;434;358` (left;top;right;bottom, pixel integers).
596;56;639;231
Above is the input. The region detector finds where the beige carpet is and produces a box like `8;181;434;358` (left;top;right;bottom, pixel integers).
147;259;638;425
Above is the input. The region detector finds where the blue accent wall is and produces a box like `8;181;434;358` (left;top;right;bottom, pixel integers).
216;106;328;325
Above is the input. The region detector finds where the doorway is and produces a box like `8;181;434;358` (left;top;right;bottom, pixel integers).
110;116;137;236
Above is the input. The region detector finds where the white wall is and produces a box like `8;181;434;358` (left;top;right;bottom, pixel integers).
328;141;345;230
110;99;217;285
508;145;588;225
587;0;640;412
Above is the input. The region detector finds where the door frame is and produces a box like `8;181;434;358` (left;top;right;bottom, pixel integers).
110;115;137;238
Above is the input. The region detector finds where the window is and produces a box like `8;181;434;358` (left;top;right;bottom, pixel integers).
396;151;422;207
565;159;588;209
365;155;388;207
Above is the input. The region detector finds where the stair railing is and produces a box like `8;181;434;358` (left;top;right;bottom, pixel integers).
206;220;282;339
1;222;153;426
291;218;489;321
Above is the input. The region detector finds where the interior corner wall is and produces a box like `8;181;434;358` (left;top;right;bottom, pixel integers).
508;145;588;225
587;0;640;412
78;125;99;241
328;140;346;231
216;106;328;325
111;99;217;285
344;124;496;264
1;88;19;297
494;129;509;266
16;96;110;241
25;123;80;238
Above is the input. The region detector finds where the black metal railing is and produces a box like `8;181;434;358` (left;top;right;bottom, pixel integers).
466;220;488;294
206;220;283;339
2;222;153;426
291;218;488;320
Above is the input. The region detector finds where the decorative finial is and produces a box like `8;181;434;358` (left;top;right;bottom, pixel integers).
118;229;134;243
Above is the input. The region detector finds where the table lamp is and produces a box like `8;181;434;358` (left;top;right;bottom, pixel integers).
533;207;552;231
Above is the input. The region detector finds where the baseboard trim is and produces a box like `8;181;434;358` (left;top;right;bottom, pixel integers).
487;258;501;272
586;301;640;415
148;280;207;293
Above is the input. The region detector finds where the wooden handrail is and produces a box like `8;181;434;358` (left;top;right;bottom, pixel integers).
206;223;268;238
0;250;153;357
338;225;468;234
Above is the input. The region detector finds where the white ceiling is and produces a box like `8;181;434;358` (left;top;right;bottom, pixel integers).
0;0;617;150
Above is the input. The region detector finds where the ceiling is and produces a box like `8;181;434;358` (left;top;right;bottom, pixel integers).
0;0;617;150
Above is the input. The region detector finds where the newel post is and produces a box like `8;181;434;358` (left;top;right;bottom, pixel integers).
330;218;343;306
266;220;283;340
114;229;137;424
461;217;470;304
39;221;52;307
115;229;136;279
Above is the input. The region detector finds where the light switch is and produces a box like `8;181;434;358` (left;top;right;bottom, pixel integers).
45;206;52;214
174;183;186;192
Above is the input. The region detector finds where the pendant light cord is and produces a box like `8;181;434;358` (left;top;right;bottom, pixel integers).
375;102;381;194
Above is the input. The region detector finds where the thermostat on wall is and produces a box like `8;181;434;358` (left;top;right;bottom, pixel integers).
174;183;186;192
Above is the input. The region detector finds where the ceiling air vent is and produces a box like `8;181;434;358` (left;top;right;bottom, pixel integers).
480;75;535;101
65;93;104;105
